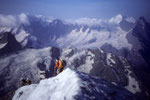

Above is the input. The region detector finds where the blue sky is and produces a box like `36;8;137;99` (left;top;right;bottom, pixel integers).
0;0;150;20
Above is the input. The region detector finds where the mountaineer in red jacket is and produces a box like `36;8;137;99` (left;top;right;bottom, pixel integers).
54;57;65;75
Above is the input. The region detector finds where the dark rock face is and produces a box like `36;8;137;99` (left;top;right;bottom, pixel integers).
100;17;150;99
75;69;142;100
89;49;129;86
120;17;135;32
132;17;150;67
101;17;150;70
128;17;150;98
126;30;145;69
62;47;150;99
61;47;142;94
0;32;22;56
101;43;130;58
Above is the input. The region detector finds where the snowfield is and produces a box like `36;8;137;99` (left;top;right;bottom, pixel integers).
13;68;140;100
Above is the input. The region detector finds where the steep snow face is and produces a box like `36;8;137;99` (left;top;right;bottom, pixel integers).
61;47;141;94
13;68;140;100
14;29;29;46
106;53;116;66
0;42;7;49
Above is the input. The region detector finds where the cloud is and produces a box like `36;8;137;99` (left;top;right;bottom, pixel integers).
19;13;30;25
66;17;105;26
74;18;103;26
0;13;30;28
109;14;123;24
66;14;124;26
0;14;17;27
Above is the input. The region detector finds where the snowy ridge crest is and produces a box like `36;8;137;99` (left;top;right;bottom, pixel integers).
13;68;140;100
13;68;80;100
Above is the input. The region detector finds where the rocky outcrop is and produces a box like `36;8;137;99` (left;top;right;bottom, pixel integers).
0;32;22;56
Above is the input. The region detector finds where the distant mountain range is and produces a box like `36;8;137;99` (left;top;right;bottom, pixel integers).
0;13;150;100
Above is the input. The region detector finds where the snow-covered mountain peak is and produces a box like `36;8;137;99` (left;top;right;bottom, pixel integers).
139;16;147;22
12;68;141;100
136;16;148;29
124;17;136;24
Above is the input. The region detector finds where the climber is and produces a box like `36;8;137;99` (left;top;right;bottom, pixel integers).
21;79;32;86
54;57;66;76
27;80;31;85
21;79;27;86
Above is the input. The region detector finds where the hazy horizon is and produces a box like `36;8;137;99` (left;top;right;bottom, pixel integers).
0;0;150;20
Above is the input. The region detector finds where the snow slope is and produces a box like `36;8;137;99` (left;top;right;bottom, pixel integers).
13;68;141;100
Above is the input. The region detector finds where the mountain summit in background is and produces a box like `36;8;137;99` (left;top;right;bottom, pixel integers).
0;13;150;100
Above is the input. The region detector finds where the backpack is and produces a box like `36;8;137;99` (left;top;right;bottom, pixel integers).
62;60;67;67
